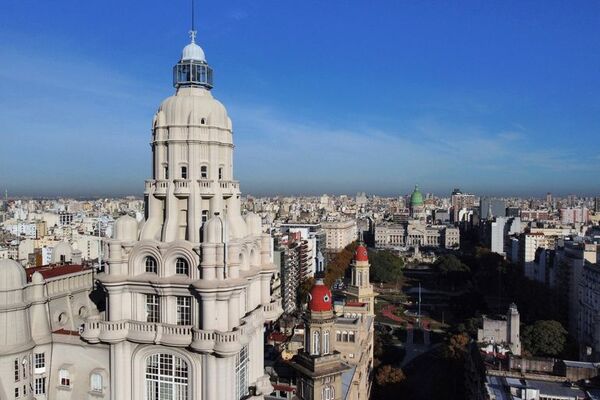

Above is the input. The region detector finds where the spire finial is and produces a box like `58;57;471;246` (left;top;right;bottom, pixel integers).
189;0;197;43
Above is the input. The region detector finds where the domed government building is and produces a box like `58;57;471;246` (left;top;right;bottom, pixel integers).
409;185;426;219
0;25;282;400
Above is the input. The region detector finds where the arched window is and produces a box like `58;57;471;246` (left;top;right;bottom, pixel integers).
336;331;342;342
175;258;189;276
349;331;356;343
90;373;103;393
323;331;330;355
58;369;70;387
312;331;320;355
200;166;208;179
342;331;348;342
200;118;205;125
322;385;335;400
218;167;223;180
145;256;157;273
145;354;188;400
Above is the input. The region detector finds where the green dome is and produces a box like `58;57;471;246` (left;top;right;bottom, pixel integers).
410;185;424;207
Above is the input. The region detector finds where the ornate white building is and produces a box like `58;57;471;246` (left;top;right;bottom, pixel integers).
78;30;282;399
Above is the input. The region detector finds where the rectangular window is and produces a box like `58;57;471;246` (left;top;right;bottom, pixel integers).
218;167;223;180
181;166;188;179
34;353;45;373
200;166;208;179
91;373;103;392
14;387;19;398
146;294;160;323
34;377;46;395
176;296;192;326
59;369;70;386
235;346;249;399
14;359;19;381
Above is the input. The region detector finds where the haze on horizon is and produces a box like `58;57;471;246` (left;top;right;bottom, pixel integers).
1;1;599;198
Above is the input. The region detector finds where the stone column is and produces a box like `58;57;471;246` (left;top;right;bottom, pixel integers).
228;290;241;331
201;293;217;330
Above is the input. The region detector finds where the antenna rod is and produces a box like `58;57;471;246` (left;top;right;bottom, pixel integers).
191;0;195;32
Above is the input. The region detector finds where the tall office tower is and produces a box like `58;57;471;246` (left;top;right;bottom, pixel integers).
82;30;282;399
451;188;475;222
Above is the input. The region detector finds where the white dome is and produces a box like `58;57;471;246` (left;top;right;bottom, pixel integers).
114;215;139;241
51;241;73;264
157;87;231;130
182;42;205;62
0;259;25;291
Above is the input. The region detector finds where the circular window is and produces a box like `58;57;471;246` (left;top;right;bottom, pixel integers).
78;306;88;318
58;312;69;325
323;294;330;302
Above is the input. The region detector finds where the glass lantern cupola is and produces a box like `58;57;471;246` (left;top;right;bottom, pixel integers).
173;31;213;89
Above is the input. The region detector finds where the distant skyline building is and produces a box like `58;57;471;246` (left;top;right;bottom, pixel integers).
451;188;475;223
479;197;506;220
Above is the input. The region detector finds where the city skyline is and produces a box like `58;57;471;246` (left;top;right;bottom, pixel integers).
1;1;599;197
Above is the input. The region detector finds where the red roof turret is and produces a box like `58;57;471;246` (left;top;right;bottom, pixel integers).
308;279;332;312
355;244;369;262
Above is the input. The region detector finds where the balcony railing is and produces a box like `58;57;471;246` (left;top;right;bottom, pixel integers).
154;180;168;197
263;298;283;322
173;179;191;197
82;319;253;356
144;179;155;193
197;179;215;196
219;180;240;194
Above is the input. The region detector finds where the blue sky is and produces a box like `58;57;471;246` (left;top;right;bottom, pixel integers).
1;1;599;198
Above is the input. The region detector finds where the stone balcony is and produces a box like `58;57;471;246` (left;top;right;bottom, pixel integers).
173;179;191;197
219;180;240;195
154;180;168;197
197;179;215;196
82;319;252;357
263;298;283;323
144;179;155;194
82;320;192;347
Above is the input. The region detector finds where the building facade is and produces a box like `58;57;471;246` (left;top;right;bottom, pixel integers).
289;245;375;400
321;221;357;252
0;258;110;400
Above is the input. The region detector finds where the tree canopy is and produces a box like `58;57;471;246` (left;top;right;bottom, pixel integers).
522;320;568;357
324;242;358;287
375;365;406;386
433;254;471;289
368;249;404;284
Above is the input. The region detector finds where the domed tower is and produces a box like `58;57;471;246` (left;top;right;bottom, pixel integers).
0;260;35;399
409;184;425;219
346;244;376;316
291;280;349;400
82;28;281;400
140;29;236;243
